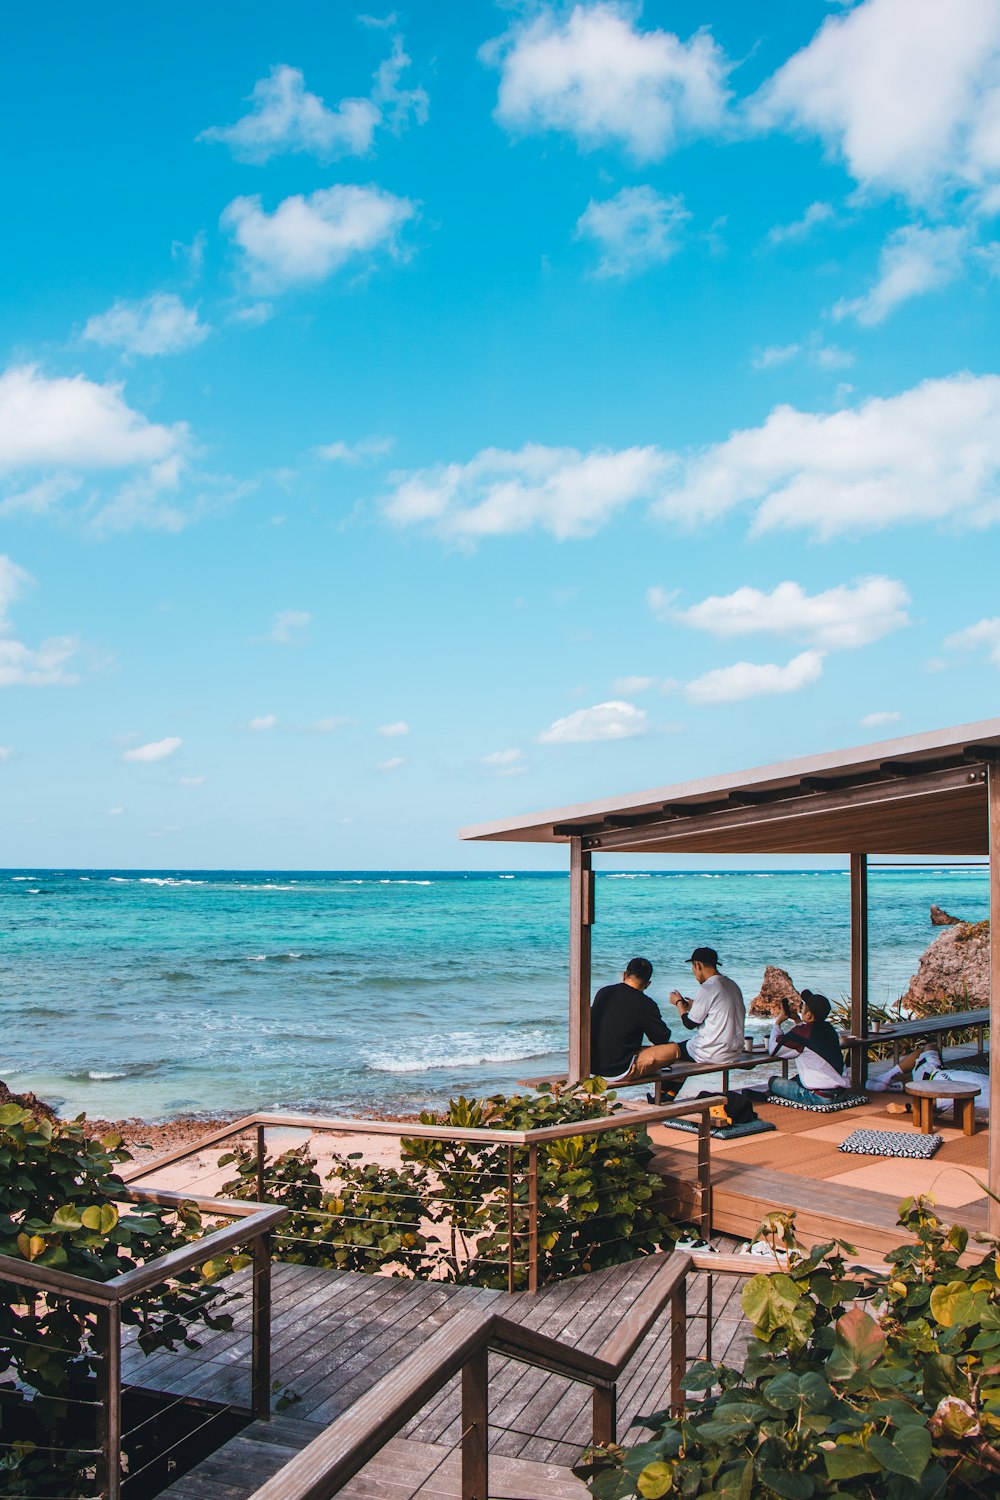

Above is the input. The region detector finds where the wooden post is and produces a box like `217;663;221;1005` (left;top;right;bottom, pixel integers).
592;1384;617;1446
526;1143;539;1293
989;765;1000;1238
461;1345;489;1500
95;1302;122;1500
850;853;869;1089
568;839;593;1082
669;1285;687;1417
252;1232;272;1420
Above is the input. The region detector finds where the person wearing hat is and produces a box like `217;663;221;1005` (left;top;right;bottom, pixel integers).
766;988;851;1105
664;946;746;1065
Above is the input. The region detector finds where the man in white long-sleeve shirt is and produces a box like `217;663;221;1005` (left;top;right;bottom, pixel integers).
767;989;852;1105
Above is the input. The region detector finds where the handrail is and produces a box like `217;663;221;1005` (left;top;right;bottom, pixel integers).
0;1186;287;1500
246;1249;695;1500
119;1098;725;1183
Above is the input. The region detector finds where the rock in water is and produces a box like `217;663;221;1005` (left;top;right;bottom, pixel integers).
901;920;990;1015
749;965;802;1018
930;904;962;926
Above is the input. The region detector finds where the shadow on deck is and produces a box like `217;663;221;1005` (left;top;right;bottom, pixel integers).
135;1251;747;1500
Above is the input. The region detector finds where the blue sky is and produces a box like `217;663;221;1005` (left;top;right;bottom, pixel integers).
2;0;1000;868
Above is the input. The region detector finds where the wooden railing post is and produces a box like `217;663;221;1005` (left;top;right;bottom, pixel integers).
850;852;869;1089
592;1383;616;1446
527;1144;539;1293
697;1108;712;1238
95;1301;122;1500
568;839;593;1082
256;1122;267;1203
252;1232;272;1420
506;1145;515;1294
669;1283;687;1418
461;1345;489;1500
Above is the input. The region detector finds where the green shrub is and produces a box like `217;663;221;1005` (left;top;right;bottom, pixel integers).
575;1197;1000;1499
0;1104;242;1498
219;1142;435;1275
219;1081;676;1290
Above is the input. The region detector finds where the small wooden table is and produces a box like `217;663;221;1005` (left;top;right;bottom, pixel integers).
904;1079;980;1136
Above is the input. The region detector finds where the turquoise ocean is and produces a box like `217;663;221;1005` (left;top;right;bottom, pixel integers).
2;867;990;1122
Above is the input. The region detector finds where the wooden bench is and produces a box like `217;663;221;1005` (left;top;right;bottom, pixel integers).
841;1007;989;1066
520;1052;788;1103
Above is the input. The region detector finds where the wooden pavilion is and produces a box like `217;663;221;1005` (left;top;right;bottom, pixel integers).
461;716;1000;1236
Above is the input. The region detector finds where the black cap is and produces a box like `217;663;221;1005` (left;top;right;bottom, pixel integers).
800;989;831;1021
686;946;718;966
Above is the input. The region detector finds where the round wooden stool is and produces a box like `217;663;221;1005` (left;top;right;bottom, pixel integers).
904;1079;979;1136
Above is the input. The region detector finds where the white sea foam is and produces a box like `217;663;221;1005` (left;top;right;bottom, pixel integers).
378;879;432;885
499;875;515;879
89;1070;127;1081
109;876;131;882
364;1029;558;1074
11;875;29;881
604;873;651;879
139;877;207;886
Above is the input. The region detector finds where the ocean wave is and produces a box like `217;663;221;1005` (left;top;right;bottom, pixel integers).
363;1029;559;1074
139;877;207;886
246;952;304;962
378;879;433;886
604;873;651;879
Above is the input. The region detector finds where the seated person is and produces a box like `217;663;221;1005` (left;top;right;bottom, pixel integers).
868;1046;988;1115
767;989;852;1106
590;957;673;1082
662;946;746;1066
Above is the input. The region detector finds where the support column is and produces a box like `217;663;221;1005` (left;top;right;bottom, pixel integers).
850;852;869;1089
568;839;594;1082
989;766;1000;1237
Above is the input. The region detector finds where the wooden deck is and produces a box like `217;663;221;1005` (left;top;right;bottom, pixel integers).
146;1249;748;1500
648;1087;989;1260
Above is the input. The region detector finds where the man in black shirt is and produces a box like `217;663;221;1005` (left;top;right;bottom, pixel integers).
590;957;673;1081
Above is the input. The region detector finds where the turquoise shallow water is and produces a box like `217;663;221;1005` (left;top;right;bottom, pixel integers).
1;867;989;1121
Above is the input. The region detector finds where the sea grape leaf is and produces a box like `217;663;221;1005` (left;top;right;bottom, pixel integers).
929;1281;976;1329
867;1425;931;1481
742;1273;803;1338
827;1305;884;1380
823;1443;880;1480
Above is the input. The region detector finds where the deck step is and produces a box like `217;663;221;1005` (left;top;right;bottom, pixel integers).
162;1424;586;1500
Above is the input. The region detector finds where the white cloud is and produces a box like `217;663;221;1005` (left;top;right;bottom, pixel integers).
673;577;910;649
232;301;274;326
311;716;354;732
247;714;277;732
378;720;410;737
0;556;82;687
83;293;209;358
752;0;1000;206
106;805;124;815
222;184;416;291
538;699;646;744
199;39;426;163
0;473;83;519
384;442;669;542
269;609;311;643
834;224;967;325
316;435;394;464
768;201;835;245
484;3;730;161
576;186;690;277
652;373;1000;537
122;736;182;763
0;365;186;474
178;775;207;786
685;650;824;705
377;756;405;771
612;675;657;694
860;710;902;727
752;343;801;370
0;745;12;761
945;616;1000;665
482;748;526;776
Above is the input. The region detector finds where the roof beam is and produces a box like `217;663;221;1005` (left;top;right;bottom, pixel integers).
580;764;987;854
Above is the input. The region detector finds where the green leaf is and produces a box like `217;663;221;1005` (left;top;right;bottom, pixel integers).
81;1203;118;1233
822;1443;880;1481
637;1460;674;1498
826;1305;884;1381
758;1470;815;1499
867;1425;931;1481
50;1205;84;1231
741;1273;803;1338
929;1281;976;1329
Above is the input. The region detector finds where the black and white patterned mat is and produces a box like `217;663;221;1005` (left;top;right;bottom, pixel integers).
839;1127;943;1158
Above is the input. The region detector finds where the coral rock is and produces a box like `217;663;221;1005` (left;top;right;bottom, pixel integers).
930;904;962;926
0;1078;58;1122
749;965;802;1018
901;921;990;1016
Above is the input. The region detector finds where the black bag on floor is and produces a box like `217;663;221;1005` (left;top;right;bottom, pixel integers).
695;1087;757;1127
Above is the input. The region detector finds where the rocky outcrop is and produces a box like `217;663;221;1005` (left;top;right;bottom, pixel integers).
901;920;990;1016
930;904;962;926
748;965;802;1018
0;1078;58;1122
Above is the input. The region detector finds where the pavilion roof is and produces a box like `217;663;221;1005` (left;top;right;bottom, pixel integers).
460;716;1000;856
